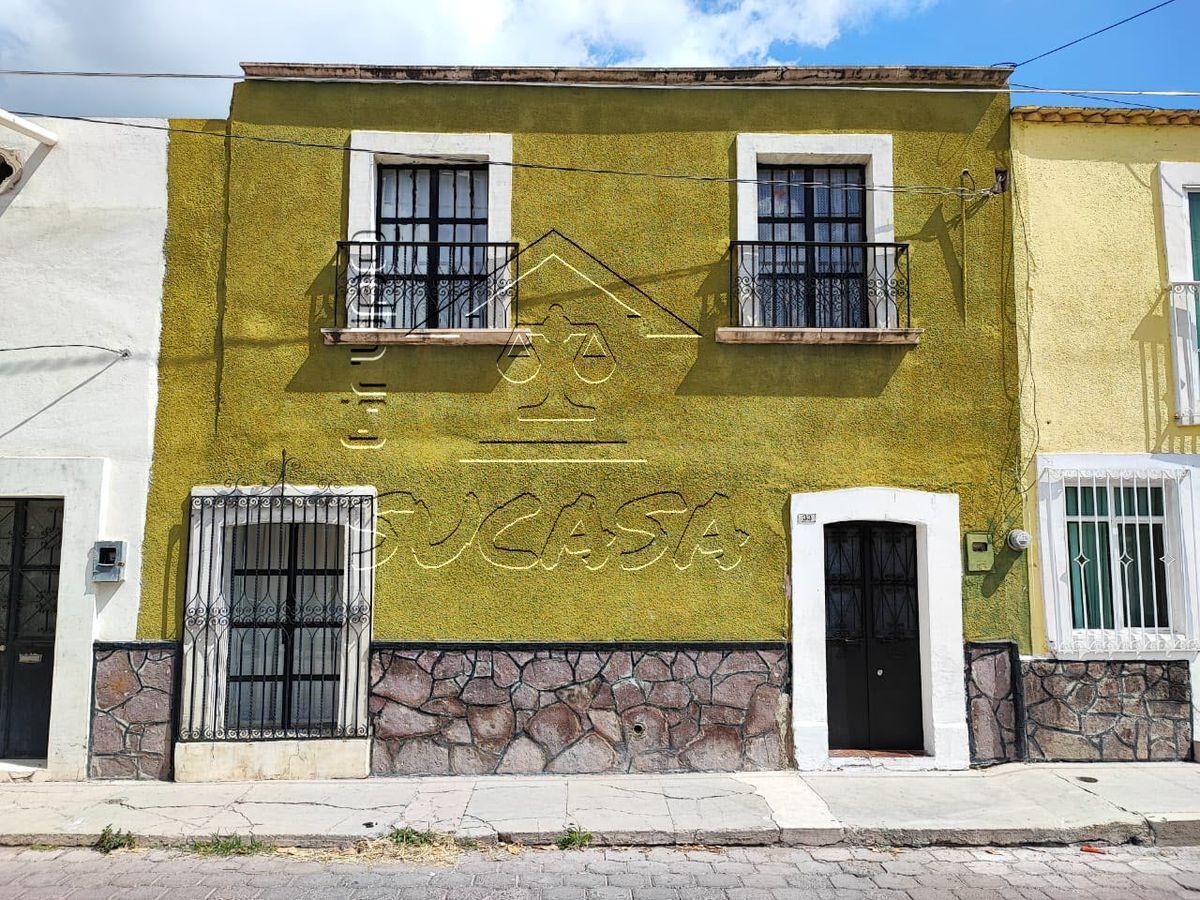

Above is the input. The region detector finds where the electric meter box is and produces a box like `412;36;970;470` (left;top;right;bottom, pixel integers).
964;532;995;573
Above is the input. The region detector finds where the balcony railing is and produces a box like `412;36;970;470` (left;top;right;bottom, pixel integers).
730;241;910;329
334;240;519;331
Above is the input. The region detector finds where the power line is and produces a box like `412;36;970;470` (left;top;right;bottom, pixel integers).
0;68;238;79
1009;0;1180;69
1011;82;1166;111
0;344;130;356
12;110;996;198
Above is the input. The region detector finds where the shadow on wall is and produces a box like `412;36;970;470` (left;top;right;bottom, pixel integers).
676;257;908;398
283;232;919;401
1138;288;1200;454
285;256;509;395
162;498;187;640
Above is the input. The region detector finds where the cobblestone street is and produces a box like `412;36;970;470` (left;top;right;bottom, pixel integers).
1;843;1200;899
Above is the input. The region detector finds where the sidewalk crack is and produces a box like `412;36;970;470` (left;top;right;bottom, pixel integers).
1049;770;1153;838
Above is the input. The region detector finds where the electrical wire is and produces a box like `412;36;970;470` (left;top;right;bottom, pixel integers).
1011;81;1166;111
0;344;129;356
0;68;239;79
11;110;997;198
1008;0;1180;69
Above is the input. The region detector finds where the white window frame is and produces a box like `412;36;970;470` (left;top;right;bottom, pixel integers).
1036;453;1200;657
346;131;514;330
348;131;512;243
734;134;895;328
1159;162;1200;425
180;486;375;740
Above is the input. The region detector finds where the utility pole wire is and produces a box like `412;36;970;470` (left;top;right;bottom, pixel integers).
1009;0;1180;68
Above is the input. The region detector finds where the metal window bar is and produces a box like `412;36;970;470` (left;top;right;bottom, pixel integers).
729;163;908;329
1043;467;1200;655
337;240;519;331
334;163;517;330
1168;282;1200;422
179;489;374;741
730;240;910;328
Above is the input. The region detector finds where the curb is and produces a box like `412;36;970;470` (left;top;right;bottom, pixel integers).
0;819;1174;850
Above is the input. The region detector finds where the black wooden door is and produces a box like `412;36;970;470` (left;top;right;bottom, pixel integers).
824;521;923;753
0;499;63;759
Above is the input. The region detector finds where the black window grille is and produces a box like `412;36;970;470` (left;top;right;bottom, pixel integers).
338;164;513;330
731;164;909;328
180;490;374;742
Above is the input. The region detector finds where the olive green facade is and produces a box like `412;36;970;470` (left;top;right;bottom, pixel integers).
139;79;1028;648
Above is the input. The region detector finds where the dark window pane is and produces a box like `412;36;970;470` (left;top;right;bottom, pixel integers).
222;521;346;735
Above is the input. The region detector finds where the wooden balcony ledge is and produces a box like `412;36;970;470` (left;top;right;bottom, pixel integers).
322;327;531;347
714;326;924;346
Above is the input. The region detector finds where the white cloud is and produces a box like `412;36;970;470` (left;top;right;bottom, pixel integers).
0;0;935;116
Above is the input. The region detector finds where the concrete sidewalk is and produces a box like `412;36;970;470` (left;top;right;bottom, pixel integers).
0;763;1198;849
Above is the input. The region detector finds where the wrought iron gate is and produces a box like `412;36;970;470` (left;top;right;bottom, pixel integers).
179;488;374;741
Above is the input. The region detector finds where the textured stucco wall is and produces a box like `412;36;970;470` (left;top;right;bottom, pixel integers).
0;118;167;642
1011;120;1200;652
140;85;1026;645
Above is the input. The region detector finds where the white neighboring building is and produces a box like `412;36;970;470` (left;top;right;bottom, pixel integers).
0;116;166;779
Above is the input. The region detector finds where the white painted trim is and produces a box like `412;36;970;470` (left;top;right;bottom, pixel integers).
0;108;57;146
1161;163;1200;284
347;131;512;243
174;738;370;781
788;487;968;771
734;133;894;244
0;457;107;780
1159;163;1200;425
1032;453;1200;748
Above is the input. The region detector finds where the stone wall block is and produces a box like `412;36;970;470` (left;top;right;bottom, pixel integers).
89;645;178;780
370;646;789;776
964;643;1022;765
1020;658;1192;762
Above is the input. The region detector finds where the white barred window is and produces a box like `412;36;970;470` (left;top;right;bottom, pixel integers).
179;487;375;742
1038;462;1200;655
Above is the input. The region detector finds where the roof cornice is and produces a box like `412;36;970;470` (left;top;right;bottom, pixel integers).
240;63;1012;88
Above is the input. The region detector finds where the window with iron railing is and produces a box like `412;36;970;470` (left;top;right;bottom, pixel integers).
180;488;374;742
730;164;910;329
336;164;517;330
1038;465;1200;655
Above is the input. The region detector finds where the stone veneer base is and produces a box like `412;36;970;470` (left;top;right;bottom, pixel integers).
963;643;1193;764
90;643;178;780
1022;659;1192;761
369;644;791;776
965;642;1023;765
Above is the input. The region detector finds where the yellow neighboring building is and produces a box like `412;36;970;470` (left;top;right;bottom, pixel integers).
1012;107;1200;761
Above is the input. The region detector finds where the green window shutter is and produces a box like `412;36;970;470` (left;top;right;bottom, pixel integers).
1189;191;1200;281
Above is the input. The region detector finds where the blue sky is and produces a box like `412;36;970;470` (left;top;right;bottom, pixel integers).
0;0;1195;116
